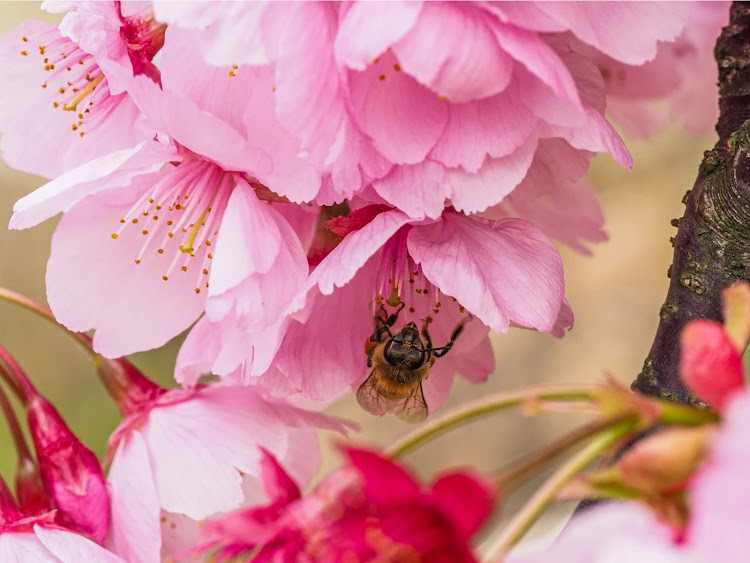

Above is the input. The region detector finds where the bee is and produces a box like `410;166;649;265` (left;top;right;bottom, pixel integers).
356;302;471;423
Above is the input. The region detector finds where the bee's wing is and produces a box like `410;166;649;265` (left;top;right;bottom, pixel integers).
356;369;392;416
392;382;428;423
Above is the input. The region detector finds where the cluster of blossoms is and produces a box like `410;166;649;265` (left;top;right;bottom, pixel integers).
0;1;735;561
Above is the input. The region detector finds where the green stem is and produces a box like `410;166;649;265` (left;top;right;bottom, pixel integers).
482;419;636;561
494;414;634;493
386;384;597;458
656;400;720;426
0;288;94;356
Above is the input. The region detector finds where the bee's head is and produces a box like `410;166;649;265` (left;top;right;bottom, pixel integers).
384;322;425;369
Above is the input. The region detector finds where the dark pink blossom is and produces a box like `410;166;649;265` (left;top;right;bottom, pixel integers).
196;447;495;562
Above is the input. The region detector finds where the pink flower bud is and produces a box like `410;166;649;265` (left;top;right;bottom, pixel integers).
0;475;22;527
27;395;110;543
619;426;715;494
680;320;745;410
15;455;53;518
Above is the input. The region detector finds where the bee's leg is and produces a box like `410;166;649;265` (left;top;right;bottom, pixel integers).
373;301;406;342
421;316;434;349
427;314;473;358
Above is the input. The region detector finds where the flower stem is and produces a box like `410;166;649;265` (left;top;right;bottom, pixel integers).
0;343;36;403
482;419;637;561
493;414;635;493
0;366;32;460
0;288;94;356
386;384;597;458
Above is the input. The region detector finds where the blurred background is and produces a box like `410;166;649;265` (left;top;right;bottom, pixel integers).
0;2;715;553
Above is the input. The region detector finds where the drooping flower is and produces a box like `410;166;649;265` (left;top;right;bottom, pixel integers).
154;1;655;218
178;204;569;415
94;355;352;563
9;27;312;358
195;447;495;562
0;1;166;178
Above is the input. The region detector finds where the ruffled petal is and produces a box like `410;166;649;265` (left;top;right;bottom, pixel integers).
392;2;513;103
536;2;691;65
372;161;453;220
348;50;448;165
108;431;162;563
408;215;564;333
335;2;423;70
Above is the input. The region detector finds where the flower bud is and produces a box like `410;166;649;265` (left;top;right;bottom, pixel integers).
27;394;110;543
0;475;22;527
680;320;745;410
619;426;715;494
15;455;53;517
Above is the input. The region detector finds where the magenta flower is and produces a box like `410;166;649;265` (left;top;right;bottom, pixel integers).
9;29;312;357
196;447;495;562
0;1;165;178
100;361;352;562
149;2;701;219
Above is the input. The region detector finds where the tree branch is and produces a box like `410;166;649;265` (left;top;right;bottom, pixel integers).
632;1;750;403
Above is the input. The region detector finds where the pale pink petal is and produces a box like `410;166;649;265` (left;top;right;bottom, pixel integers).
421;361;457;415
499;139;606;254
306;209;413;295
408;215;564;333
429;82;539;172
493;22;581;108
9;140;175;230
46;178;207;357
348;49;448;165
335;2;423;70
142;385;345;519
536;2;691;65
159;512;202;563
275;266;376;400
108;431;162;563
0;20;141;179
392;2;513;103
0;533;57;563
485;3;567;33
173;315;220;387
127;75;272;175
446;137;539;215
372;161;453;220
153;1;270;66
34;527;126;563
207;179;307;328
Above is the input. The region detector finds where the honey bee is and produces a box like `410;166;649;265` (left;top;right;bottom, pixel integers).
356;302;471;423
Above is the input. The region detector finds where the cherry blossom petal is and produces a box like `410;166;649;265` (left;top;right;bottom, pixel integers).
127;75;272;175
108;431;162;563
392;2;514;103
258;448;301;505
408;215;564;333
335;2;423;70
348;50;448;165
9;140;175;230
536;2;691;65
344;448;420;506
307;209;413;295
372;161;452;220
429;83;539;172
0;533;58;563
153;1;270;66
430;472;495;539
159;512;202;562
207;179;307;328
46;178;207;357
34;526;126;563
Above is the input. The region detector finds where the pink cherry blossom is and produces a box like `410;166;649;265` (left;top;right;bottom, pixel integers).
104;370;352;563
9;37;310;358
195;447;495;562
0;1;166;179
154;1;647;219
178;204;567;414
